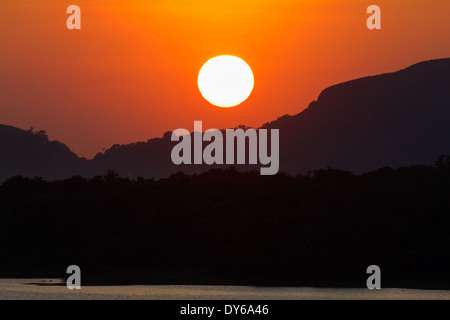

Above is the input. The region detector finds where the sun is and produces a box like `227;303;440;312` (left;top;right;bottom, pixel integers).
198;55;254;108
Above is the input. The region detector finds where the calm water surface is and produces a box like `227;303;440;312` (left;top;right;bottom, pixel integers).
0;279;448;300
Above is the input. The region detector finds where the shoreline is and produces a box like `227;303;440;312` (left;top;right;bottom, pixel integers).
1;278;449;300
1;274;449;291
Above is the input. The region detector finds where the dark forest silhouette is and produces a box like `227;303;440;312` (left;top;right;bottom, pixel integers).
0;157;449;288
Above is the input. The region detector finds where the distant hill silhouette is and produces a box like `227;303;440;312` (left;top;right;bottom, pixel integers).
1;58;449;181
0;125;86;181
266;58;450;173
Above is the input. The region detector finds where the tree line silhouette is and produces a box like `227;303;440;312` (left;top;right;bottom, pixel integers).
0;156;449;288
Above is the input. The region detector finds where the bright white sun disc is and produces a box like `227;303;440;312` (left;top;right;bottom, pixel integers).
198;55;254;108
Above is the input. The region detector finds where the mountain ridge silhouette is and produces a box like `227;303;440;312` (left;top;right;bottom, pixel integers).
1;58;449;181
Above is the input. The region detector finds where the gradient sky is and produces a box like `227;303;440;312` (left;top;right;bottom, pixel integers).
1;0;449;158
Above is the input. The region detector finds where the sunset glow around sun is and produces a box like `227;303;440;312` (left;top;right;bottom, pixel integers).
198;55;254;108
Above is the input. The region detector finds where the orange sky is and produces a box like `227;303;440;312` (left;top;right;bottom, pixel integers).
0;0;449;158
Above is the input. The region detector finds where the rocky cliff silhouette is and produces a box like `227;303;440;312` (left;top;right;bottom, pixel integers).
1;58;449;181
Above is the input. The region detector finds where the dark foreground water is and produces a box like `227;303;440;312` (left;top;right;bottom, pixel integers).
0;279;448;300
